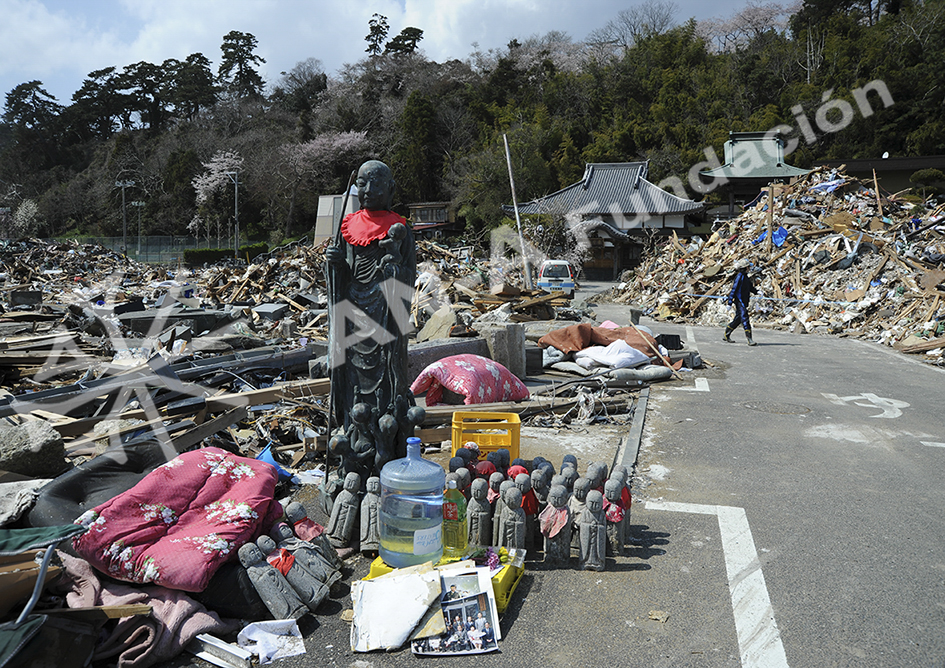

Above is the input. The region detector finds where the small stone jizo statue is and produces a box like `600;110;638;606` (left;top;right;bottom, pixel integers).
539;484;572;567
497;487;526;550
579;490;606;571
603;478;627;557
257;534;329;612
466;477;492;550
360;475;381;556
326;471;361;548
238;542;308;620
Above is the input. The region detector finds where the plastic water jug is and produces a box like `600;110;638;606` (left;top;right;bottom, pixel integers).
379;436;445;568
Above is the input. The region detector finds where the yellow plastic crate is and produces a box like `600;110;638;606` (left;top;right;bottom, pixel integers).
491;562;524;613
451;411;520;463
364;556;523;613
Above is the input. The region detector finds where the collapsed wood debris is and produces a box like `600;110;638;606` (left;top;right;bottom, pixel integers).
611;167;945;364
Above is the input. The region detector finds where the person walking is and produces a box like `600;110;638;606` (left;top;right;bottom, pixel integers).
723;258;758;345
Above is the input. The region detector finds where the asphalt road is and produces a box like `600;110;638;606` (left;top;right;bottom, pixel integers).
167;295;945;668
630;319;945;667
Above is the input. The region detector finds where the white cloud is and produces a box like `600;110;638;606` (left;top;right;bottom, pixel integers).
1;0;749;103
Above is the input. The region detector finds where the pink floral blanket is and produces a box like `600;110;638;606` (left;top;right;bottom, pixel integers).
72;447;283;592
410;354;529;406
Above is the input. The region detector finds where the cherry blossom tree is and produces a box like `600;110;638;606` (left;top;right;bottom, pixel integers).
188;150;243;245
278;130;369;238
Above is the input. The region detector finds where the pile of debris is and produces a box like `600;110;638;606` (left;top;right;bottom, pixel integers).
613;167;945;363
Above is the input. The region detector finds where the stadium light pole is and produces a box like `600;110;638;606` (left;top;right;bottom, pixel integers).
115;180;134;255
224;171;239;258
131;201;145;257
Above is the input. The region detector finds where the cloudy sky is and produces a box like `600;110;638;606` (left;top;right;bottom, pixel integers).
1;0;753;105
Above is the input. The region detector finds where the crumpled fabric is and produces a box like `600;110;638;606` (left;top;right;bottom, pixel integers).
506;465;528;480
521;489;539;516
603;497;628;523
574;339;651;370
265;548;296;577
474;461;497;480
538;505;569;538
237;619;306;664
291;516;324;542
54;552;239;668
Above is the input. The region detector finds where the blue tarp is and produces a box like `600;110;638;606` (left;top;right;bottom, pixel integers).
752;226;789;248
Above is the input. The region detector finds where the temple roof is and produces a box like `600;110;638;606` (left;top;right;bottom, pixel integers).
701;131;811;181
503;162;704;217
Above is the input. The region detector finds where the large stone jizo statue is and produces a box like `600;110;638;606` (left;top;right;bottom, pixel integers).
326;160;425;489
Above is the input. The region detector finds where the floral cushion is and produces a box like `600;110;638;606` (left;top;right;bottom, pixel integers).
72;447;283;593
409;354;529;406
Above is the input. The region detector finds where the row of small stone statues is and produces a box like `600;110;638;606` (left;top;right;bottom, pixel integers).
449;449;632;572
321;445;632;573
237;502;345;621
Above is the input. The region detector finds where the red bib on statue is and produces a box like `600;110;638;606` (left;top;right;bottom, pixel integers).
341;210;405;246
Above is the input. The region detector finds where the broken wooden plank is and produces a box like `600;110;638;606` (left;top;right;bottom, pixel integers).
169;406;248;452
43;604;152;621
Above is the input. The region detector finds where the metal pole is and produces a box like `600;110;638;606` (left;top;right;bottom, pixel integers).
116;180;134;256
234;174;239;258
502;134;533;289
121;185;127;254
225;172;239;259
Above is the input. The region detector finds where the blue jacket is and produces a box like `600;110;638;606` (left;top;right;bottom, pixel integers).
727;270;756;306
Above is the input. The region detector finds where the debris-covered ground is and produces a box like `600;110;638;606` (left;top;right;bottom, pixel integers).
610;166;945;365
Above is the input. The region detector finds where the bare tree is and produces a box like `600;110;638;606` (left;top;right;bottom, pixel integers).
698;1;793;53
588;0;679;58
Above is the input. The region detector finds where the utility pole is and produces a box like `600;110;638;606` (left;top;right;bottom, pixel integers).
116;180;134;255
131;201;145;258
224;171;239;258
502;134;532;289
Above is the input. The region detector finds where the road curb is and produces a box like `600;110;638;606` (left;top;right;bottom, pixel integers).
615;386;648;472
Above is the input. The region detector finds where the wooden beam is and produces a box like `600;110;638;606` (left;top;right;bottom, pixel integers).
43;604;152;621
169;406;248;453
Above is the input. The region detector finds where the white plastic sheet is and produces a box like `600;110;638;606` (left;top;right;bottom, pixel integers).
237;619;306;664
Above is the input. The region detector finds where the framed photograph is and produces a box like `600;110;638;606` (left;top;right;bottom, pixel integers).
411;593;499;656
411;566;502;655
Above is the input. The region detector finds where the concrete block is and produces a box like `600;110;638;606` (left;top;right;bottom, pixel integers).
252;303;289;321
417;304;457;342
525;343;544;376
478;323;526;379
667;349;702;369
0;421;66;478
9;290;42;306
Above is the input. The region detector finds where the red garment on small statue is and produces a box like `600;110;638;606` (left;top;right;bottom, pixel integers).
341;209;405;246
487;488;501;504
521;489;539;516
292;517;325;542
475;461;497;480
621;486;632;508
603;497;627;523
507;465;528;480
538;505;569;538
265;548;295;577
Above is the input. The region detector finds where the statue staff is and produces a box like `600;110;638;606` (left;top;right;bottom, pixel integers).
325;169;357;484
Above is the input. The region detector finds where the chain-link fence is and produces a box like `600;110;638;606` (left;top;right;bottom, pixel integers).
46;236;223;264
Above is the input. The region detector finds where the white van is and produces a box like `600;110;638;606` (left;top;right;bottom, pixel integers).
536;260;576;298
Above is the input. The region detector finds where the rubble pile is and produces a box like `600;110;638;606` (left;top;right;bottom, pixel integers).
614;167;945;362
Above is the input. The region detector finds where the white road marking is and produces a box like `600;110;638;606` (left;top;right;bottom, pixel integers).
921;441;945;448
821;392;909;418
686;326;696;348
646;501;790;668
674;377;710;392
